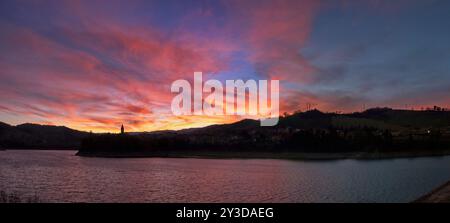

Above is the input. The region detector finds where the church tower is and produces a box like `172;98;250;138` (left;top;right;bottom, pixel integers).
120;124;124;134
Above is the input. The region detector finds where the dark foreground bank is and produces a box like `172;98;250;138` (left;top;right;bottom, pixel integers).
415;181;450;203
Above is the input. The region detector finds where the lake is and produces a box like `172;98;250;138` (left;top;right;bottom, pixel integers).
0;150;449;202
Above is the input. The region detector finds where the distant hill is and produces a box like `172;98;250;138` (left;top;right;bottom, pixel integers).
0;122;89;149
349;108;450;128
179;108;450;136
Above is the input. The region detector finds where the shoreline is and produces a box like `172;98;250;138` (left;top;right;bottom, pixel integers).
75;150;450;161
415;181;450;203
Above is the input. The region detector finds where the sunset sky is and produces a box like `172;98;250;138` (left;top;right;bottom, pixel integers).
1;0;450;132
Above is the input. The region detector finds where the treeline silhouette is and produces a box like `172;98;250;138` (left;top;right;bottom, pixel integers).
78;126;449;155
79;108;450;155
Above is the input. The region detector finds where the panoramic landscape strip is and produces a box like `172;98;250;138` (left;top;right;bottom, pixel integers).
1;0;450;210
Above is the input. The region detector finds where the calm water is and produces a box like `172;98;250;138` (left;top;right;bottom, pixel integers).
0;150;449;203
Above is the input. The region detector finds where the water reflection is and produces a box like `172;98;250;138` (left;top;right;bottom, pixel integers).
0;150;449;203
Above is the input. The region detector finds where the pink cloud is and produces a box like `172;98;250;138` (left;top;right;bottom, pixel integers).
231;0;321;82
